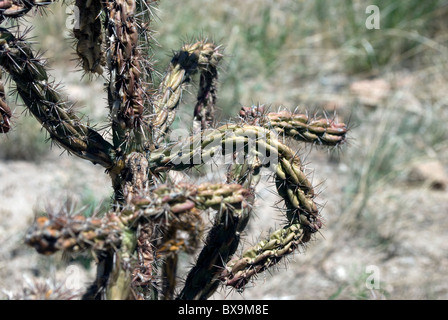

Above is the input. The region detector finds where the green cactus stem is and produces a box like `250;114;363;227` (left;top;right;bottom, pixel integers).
177;184;252;300
0;0;55;23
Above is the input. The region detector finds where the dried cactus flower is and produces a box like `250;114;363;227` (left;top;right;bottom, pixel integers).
0;1;348;300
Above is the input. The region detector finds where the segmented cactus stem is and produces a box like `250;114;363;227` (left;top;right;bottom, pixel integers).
177;183;251;300
0;28;115;168
25;182;251;252
6;276;81;300
219;151;264;293
146;123;323;293
240;105;347;146
0;69;12;133
73;0;105;75
0;0;55;23
131;223;157;300
25;181;251;299
221;223;308;290
266;110;347;146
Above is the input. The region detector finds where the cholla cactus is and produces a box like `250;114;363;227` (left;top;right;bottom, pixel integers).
0;1;347;300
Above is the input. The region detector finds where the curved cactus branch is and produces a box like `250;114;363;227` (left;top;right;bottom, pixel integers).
102;0;151;151
2;1;349;300
0;28;116;168
146;122;326;293
73;0;105;75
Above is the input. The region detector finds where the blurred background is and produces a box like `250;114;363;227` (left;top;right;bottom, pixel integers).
1;0;448;299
